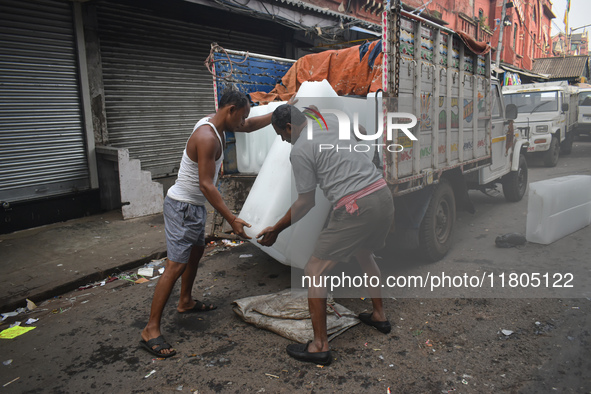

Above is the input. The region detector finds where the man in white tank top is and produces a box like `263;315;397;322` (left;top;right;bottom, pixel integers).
140;90;292;358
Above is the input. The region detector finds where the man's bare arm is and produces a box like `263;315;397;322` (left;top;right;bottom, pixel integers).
194;132;251;238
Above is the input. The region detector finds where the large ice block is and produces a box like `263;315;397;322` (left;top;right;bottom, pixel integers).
526;175;591;244
236;101;286;173
237;80;340;268
238;136;331;269
238;81;383;268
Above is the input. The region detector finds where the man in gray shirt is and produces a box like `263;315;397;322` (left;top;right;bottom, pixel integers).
257;104;395;365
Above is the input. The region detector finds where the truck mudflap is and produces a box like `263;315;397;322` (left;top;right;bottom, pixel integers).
511;139;529;171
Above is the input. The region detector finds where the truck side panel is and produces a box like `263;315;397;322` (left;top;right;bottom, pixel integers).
385;14;491;192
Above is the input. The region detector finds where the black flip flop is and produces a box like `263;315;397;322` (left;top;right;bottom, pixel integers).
178;300;217;314
358;312;392;334
139;335;177;358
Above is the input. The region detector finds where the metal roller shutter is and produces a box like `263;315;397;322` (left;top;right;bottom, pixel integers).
0;0;89;203
96;1;283;178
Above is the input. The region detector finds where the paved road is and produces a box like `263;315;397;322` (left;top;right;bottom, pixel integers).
0;139;589;393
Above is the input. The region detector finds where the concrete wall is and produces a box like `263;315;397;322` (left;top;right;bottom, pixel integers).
81;3;108;146
96;146;164;219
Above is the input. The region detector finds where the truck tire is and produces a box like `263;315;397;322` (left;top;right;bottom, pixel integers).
419;178;456;262
502;154;528;202
560;132;574;155
543;136;560;167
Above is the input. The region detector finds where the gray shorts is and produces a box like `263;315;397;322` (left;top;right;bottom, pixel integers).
313;187;394;262
163;196;206;264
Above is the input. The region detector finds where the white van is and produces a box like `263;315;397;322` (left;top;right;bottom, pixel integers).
577;87;591;137
503;81;579;167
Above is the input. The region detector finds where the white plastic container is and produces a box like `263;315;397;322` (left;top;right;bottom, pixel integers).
236;101;286;173
526;175;591;244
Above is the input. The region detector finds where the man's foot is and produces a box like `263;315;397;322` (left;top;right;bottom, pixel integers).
139;335;177;358
177;299;217;314
286;341;332;365
358;312;391;334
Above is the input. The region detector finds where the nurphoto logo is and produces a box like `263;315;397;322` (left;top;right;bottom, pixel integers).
304;108;419;153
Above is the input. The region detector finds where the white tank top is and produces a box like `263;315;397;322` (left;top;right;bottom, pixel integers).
167;117;224;206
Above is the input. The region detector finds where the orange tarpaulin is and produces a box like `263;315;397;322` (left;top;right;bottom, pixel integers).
249;40;383;105
249;31;491;105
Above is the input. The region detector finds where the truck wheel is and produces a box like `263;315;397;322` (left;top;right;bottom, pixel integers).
543;137;560;167
419;178;456;262
502;154;528;202
560;133;574;155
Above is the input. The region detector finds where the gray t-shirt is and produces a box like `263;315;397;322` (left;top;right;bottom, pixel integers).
290;113;383;205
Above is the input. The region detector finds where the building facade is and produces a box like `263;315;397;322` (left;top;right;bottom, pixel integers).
552;32;589;56
1;0;379;233
489;0;555;70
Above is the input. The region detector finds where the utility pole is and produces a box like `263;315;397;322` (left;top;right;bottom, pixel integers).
495;0;507;68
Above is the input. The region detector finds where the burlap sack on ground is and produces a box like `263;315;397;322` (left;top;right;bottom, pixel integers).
233;289;359;343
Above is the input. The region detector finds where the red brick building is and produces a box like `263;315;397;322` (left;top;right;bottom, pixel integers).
302;0;555;71
488;0;555;70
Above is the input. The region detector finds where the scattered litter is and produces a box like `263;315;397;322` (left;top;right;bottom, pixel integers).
150;275;161;280
100;280;106;287
378;355;384;360
159;267;165;274
222;239;243;247
81;300;89;304
138;267;154;277
0;326;36;339
1;312;18;321
317;365;324;368
387;388;391;394
425;339;433;347
176;386;183;391
239;254;253;258
501;329;513;336
265;373;279;379
57;264;63;267
567;336;575;341
389;364;394;367
3;377;19;387
9;322;21;328
135;278;150;284
495;233;526;248
327;303;342;318
144;370;156;379
462;379;468;385
462;374;472;379
364;342;368;347
25;318;38;325
3;360;12;366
